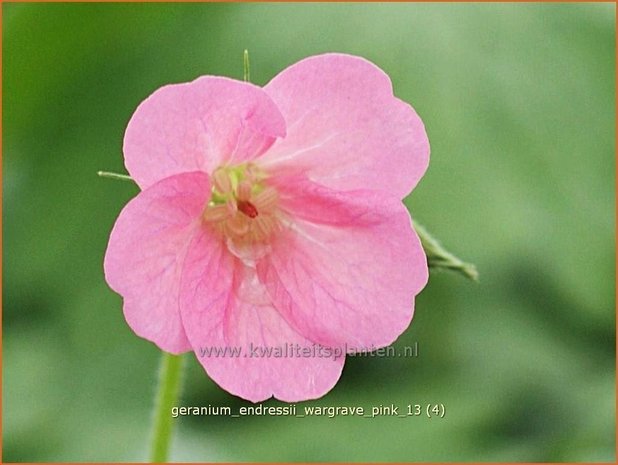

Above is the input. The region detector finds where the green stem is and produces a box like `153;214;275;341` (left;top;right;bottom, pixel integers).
413;219;479;281
97;170;133;182
150;352;184;463
243;49;250;82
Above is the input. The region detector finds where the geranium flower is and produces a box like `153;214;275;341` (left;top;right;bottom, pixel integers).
104;53;429;402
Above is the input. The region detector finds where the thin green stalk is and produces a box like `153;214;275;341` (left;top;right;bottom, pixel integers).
97;170;133;182
243;49;250;82
150;352;184;463
413;219;479;281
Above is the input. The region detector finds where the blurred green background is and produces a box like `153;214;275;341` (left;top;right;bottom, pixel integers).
3;2;615;462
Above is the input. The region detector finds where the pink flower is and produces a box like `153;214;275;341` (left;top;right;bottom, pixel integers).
104;54;429;402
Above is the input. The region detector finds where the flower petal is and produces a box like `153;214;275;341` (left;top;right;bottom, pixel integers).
257;177;428;349
180;231;345;402
104;172;210;354
262;53;429;199
124;77;286;189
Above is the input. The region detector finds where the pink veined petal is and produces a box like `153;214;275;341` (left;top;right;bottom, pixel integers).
257;176;428;350
179;230;345;403
262;53;429;199
103;171;211;354
124;77;287;190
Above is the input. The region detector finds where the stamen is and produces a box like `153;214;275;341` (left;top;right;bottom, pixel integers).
203;204;229;222
253;187;278;211
254;215;273;237
202;163;280;245
213;168;232;194
226;215;250;236
226;198;238;215
237;180;252;201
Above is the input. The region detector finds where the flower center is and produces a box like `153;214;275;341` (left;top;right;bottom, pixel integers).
202;164;280;246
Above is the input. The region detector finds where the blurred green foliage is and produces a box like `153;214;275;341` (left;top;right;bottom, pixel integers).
3;3;615;462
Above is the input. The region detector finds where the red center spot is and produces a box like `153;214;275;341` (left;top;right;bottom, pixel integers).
237;200;258;218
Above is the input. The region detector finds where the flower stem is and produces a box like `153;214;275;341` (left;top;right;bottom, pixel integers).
97;170;133;182
243;49;250;82
150;352;184;463
413;219;479;281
